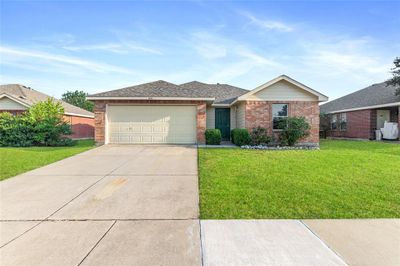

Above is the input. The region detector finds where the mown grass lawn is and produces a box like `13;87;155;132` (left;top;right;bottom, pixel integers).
0;140;95;181
199;140;400;219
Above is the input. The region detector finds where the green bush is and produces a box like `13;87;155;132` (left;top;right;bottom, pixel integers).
231;128;251;146
0;99;74;147
0;112;34;147
205;129;222;145
278;116;311;146
250;127;272;145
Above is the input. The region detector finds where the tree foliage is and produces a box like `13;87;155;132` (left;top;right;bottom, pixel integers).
386;57;400;96
278;116;311;146
0;99;73;147
62;90;94;112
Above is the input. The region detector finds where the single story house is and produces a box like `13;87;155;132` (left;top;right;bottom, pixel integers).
88;75;327;145
320;82;400;140
0;84;95;139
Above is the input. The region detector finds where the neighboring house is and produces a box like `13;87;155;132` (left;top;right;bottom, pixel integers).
0;84;95;139
87;75;328;145
320;82;400;140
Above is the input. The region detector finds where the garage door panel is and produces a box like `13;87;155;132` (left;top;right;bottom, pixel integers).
107;105;196;144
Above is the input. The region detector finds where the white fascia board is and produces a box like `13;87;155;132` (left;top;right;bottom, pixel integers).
0;93;31;108
64;112;94;118
327;102;400;114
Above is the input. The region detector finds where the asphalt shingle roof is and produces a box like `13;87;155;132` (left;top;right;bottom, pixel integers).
89;80;249;104
320;82;400;114
179;81;249;104
0;84;94;117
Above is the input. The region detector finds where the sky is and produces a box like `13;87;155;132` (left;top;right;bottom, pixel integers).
1;1;399;101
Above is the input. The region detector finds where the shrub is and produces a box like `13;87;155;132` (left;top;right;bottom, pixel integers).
0;99;74;147
250;127;272;145
0;112;34;147
278;116;311;146
231;128;251;146
205;129;222;145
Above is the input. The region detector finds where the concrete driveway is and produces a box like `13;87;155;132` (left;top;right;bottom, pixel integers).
0;145;201;265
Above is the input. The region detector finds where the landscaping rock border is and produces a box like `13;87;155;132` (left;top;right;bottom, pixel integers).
240;145;319;150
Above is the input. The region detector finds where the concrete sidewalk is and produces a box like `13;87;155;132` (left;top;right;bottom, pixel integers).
200;219;400;266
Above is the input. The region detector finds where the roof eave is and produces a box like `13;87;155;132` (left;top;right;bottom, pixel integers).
323;102;400;114
87;96;215;102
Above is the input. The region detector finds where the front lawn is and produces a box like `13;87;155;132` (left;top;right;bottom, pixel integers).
199;140;400;219
0;140;95;181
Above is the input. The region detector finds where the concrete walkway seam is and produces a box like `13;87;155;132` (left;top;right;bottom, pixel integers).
299;220;349;265
77;220;117;266
0;151;133;248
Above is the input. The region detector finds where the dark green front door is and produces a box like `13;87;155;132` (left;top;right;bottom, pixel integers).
215;108;231;140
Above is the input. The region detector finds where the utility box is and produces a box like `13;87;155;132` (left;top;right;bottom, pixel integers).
375;130;382;141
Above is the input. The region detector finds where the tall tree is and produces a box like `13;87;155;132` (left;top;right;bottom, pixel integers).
386;57;400;96
61;90;94;112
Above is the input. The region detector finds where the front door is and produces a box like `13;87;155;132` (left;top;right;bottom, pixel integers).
377;110;390;129
215;108;231;140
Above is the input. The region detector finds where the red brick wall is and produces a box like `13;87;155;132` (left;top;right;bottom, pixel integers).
329;110;374;139
63;115;94;139
244;101;320;144
92;100;207;145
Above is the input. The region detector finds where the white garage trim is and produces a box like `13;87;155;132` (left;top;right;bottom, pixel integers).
106;105;197;144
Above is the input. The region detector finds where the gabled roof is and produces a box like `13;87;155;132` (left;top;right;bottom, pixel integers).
236;75;328;102
179;81;248;104
87;75;326;105
320;82;400;114
88;80;214;101
0;84;94;118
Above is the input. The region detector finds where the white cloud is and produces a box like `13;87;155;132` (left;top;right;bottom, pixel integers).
191;32;227;59
63;42;162;55
0;46;136;74
241;11;293;32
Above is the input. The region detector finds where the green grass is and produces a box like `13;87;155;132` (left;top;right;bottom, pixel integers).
0;140;95;181
199;140;400;219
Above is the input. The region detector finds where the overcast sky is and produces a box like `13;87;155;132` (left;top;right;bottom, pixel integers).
1;1;399;101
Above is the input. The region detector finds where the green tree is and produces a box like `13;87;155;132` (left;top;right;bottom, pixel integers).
386;57;400;96
278;116;311;146
62;90;94;112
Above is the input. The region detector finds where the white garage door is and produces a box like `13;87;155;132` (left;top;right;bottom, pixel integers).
107;105;197;144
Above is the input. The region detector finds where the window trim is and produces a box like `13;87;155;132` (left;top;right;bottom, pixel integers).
272;103;289;131
339;113;347;131
331;114;338;131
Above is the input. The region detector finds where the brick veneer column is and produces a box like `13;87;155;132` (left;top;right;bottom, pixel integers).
94;101;106;145
197;103;207;144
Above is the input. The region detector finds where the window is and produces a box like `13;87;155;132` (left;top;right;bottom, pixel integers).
272;104;288;130
340;113;347;131
331;114;337;130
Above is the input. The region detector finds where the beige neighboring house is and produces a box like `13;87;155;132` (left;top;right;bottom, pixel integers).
87;75;328;145
0;84;95;139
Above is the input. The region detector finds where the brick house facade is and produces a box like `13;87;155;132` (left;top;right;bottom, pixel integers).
244;101;320;143
88;76;328;145
326;107;399;140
